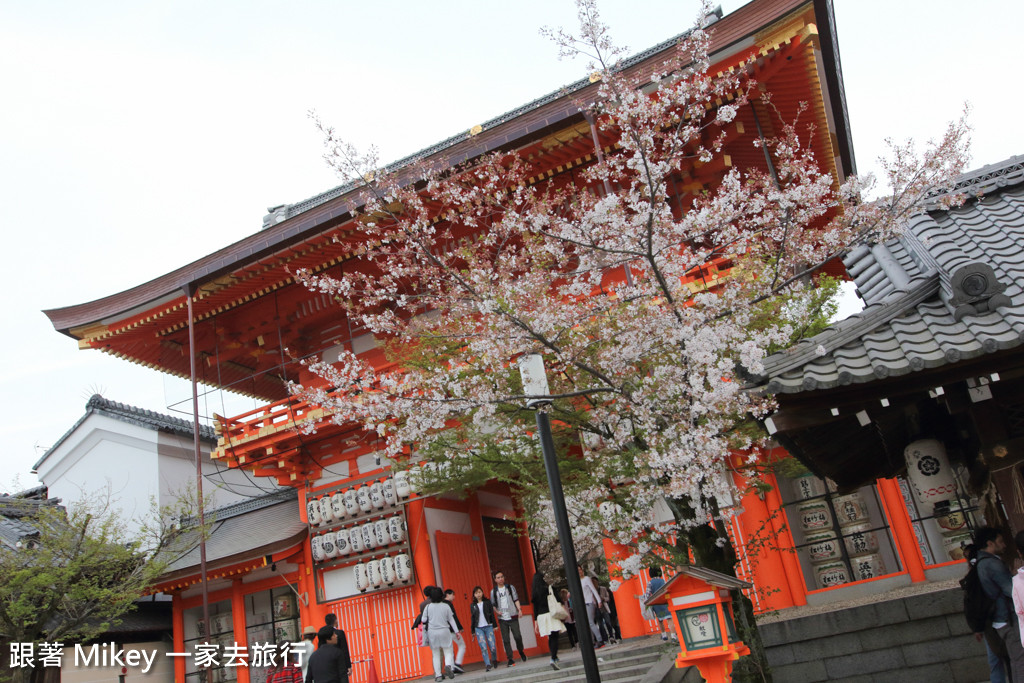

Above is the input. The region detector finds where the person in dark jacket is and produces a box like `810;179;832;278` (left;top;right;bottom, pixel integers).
469;586;498;671
443;589;467;674
975;527;1024;681
306;625;351;683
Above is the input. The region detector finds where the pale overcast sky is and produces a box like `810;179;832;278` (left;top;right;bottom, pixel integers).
1;0;1020;488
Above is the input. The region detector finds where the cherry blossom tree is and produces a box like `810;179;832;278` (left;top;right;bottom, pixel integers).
293;0;969;580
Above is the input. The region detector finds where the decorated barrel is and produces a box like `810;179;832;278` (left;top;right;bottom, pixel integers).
850;553;886;581
833;492;869;527
274;595;295;619
797;500;833;532
792;473;826;500
842;522;879;556
935;500;969;532
815;560;850;589
904;438;958;506
943;530;973;561
805;531;842;563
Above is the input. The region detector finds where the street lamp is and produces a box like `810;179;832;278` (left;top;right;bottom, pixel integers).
518;353;602;683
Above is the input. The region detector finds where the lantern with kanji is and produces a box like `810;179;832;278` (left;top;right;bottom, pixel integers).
645;565;751;683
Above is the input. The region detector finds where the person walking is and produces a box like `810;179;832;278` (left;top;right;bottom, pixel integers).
443;589;467;674
306;626;352;683
295;627;317;682
644;566;676;641
470;586;499;672
560;588;578;649
491;570;527;666
599;582;621;642
975;527;1024;680
268;641;303;683
422;585;460;681
531;571;566;670
578;566;606;648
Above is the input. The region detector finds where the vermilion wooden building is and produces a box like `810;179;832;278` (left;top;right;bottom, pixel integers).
44;1;985;681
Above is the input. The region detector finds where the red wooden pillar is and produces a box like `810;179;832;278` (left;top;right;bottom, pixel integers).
735;483;802;611
230;579;251;683
601;538;647;639
877;477;927;583
172;592;186;682
763;477;808;607
406;497;438;588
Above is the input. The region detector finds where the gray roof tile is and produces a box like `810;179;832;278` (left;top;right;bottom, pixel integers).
757;155;1024;394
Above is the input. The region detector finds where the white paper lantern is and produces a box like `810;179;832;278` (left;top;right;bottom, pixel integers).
388;516;407;544
311;536;325;562
322;532;338;559
356;486;373;513
306;499;322;526
367;559;382;588
380;555;396;585
374;520;390;547
335;527;351;556
353;562;368;593
395;552;412;583
407;465;422;494
331;493;346;520
382;478;397;507
394;471;411;499
362;522;377;550
319;497;334;526
349;525;364;553
369;481;385;509
904;438;958;506
343;489;360;517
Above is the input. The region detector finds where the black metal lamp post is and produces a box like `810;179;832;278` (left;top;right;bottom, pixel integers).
518;353;602;683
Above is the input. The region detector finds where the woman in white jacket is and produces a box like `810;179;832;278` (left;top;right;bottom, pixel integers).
422;586;460;681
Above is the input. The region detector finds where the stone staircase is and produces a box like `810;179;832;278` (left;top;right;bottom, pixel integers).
758;584;990;682
439;638;697;683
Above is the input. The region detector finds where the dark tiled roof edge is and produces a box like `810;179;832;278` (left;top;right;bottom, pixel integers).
34;394;217;471
204;487;297;522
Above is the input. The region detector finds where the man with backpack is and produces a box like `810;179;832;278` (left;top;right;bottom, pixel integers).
972;527;1024;680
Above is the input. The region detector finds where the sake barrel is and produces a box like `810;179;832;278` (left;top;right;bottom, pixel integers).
943;530;973;561
322;532;338;559
356;486;373;514
311;536;325;562
850;553;885;581
805;531;842;563
349;525;364;553
380;555;396;585
361;522;377;550
842;522;879;556
395;552;413;583
904;438;958;506
374;520;390;547
330;492;346;520
792;474;826;500
274;594;295;619
306;499;322;526
275;620;297;642
367;559;382;588
353;562;369;592
382;477;397;507
388;515;407;543
319;497;334;526
369;481;385;509
343;489;360;517
394;471;411;499
335;527;351;556
935;500;969;532
833;492;869;527
797;500;833;532
815;560;849;589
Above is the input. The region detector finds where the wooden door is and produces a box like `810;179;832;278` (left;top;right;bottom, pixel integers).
436;531;492;663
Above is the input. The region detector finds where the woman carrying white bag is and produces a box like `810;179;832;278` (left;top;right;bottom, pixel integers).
531;571;567;671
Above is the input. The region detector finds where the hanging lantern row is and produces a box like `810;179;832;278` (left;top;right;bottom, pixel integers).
311;516;408;561
351;553;413;591
306;468;426;527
